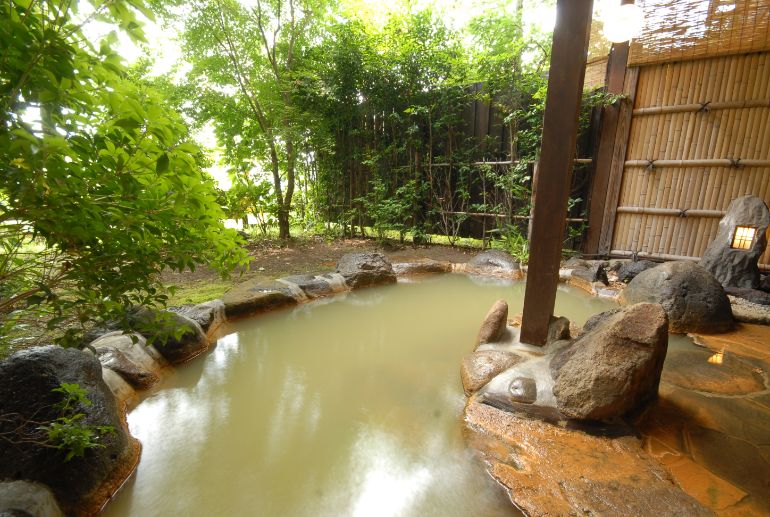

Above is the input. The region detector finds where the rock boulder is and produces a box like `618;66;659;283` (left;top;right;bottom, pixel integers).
89;332;162;389
392;259;452;276
616;260;658;283
460;350;523;396
699;195;770;289
552;303;669;420
168;300;226;335
467;249;520;276
476;300;509;345
335;252;397;289
0;480;63;517
128;307;209;364
0;346;139;515
221;279;298;318
621;261;734;333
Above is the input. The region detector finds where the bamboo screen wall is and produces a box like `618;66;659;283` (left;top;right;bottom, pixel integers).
629;0;770;66
609;51;770;270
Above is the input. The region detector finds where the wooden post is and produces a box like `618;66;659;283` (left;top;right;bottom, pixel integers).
520;0;594;346
597;67;640;255
582;39;631;255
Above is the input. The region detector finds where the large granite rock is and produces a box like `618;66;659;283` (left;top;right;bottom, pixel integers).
128;307;209;364
460;350;523;396
221;279;298;318
0;347;139;515
168;300;226;335
0;480;63;517
699;195;770;289
90;332;163;390
621;261;734;333
476;300;508;345
552;303;669;420
467;249;520;276
335;252;396;289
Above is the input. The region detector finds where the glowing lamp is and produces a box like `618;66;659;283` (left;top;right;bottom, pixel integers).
731;226;756;250
601;3;644;43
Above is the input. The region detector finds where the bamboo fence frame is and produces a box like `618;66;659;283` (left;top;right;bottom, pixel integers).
608;51;770;268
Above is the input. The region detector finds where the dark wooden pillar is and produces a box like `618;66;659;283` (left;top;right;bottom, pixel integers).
582;41;630;255
520;0;594;346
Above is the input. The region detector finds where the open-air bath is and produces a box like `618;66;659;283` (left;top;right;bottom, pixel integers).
101;274;615;516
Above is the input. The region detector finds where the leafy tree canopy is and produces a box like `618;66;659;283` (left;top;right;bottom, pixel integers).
0;0;247;350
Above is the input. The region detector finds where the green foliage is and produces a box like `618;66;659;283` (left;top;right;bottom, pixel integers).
490;224;530;264
41;383;115;462
0;0;247;349
359;179;425;243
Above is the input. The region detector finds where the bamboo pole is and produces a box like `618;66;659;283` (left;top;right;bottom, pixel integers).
624;158;770;167
614;206;726;218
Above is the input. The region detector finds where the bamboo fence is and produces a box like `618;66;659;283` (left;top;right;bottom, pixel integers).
609;51;770;269
629;0;770;66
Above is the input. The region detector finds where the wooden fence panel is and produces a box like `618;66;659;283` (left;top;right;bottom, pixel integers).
610;52;770;270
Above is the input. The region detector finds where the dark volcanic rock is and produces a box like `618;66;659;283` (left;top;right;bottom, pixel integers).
128;307;208;364
460;350;523;396
476;299;509;345
168;300;226;334
552;303;669;420
0;346;139;515
621;261;734;333
725;287;770;306
468;249;520;274
760;274;770;293
221;279;298;318
617;260;659;283
699;195;770;289
335;252;396;289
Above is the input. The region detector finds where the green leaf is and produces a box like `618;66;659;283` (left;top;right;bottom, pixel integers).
155;152;170;173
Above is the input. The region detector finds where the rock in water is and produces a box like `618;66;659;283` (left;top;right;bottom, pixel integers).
90;332;162;389
168;300;226;335
552;303;669;420
571;263;609;285
699;195;770;289
621;261;734;333
128;307;209;364
467;249;520;276
460;350;523;396
0;346;139;515
476;299;509;345
335;252;396;289
221;279;298;318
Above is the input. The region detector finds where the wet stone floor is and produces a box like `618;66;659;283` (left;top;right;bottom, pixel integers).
640;325;770;515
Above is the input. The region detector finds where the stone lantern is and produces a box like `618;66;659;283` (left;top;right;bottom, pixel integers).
699;196;770;289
